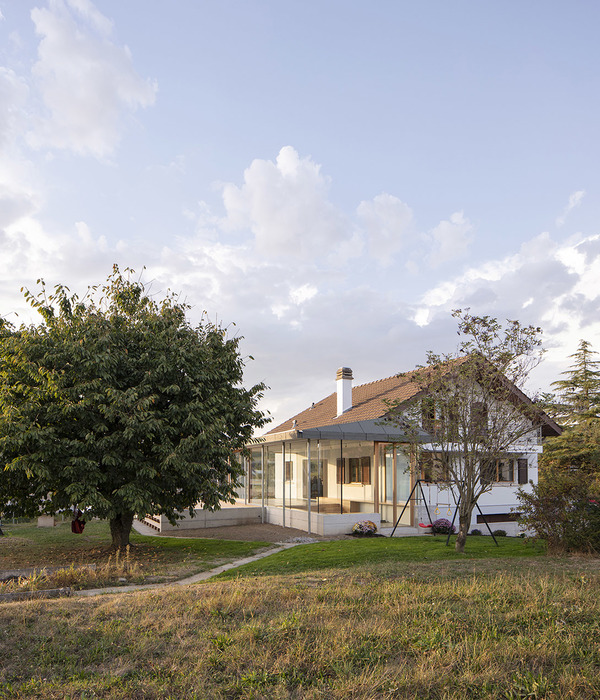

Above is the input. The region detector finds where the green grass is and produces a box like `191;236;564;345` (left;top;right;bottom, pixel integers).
216;535;546;579
2;524;599;698
0;520;272;588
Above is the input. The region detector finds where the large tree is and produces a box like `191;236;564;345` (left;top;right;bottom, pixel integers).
539;340;600;427
389;310;545;553
537;340;600;478
0;267;268;548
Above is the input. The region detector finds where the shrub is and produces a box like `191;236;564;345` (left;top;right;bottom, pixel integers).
431;518;455;535
470;529;482;536
517;469;600;554
492;529;507;537
351;520;378;537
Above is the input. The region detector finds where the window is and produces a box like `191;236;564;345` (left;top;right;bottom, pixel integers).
285;460;293;481
421;398;436;434
476;512;521;524
421;397;459;439
496;459;514;482
481;458;518;484
337;456;371;484
420;453;450;483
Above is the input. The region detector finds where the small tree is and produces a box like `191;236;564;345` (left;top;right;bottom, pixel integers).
0;266;268;549
388;310;545;553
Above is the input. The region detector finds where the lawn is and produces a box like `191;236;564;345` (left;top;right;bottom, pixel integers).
1;552;599;699
0;520;272;589
216;534;547;579
2;524;600;698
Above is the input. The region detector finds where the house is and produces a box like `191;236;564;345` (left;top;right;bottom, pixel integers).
141;361;561;536
235;362;561;536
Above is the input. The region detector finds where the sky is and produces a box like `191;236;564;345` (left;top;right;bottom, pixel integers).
1;0;600;428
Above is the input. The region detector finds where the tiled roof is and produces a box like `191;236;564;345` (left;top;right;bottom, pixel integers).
266;369;425;434
265;356;562;438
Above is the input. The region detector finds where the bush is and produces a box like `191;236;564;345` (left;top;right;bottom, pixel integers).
517;469;600;554
492;529;507;537
470;529;482;536
431;518;455;535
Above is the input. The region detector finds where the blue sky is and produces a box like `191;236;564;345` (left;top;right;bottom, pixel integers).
1;0;600;425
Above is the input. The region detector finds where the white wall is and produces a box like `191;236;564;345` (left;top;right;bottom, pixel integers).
415;451;538;536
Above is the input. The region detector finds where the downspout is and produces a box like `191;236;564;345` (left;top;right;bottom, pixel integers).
261;444;265;523
317;440;321;514
340;439;344;515
392;444;398;527
282;441;286;528
373;442;380;514
307;439;311;535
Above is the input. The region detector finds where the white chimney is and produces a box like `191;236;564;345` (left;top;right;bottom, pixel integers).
336;367;353;416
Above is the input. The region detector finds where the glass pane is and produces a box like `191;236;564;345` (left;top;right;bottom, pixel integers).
249;448;262;503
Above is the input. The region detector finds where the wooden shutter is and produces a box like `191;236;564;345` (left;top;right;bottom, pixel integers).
349;457;360;482
361;456;371;485
517;458;528;484
336;458;349;484
471;402;488;437
480;460;495;484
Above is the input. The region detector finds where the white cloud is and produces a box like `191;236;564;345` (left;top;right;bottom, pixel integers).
556;190;585;227
290;283;317;305
357;192;414;266
221;146;351;260
426;211;473;267
0;67;29;148
27;0;156;158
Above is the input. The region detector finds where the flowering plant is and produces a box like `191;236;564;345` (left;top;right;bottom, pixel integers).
351;520;378;536
431;518;455;535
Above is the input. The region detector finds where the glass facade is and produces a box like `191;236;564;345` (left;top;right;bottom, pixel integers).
378;444;412;525
247;439;413;525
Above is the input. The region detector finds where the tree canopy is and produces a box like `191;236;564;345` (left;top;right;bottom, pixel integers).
539;339;600;426
0;267;268;548
388;309;546;553
538;339;600;478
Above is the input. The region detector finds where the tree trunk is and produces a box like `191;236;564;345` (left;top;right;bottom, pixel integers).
109;512;134;550
455;509;473;553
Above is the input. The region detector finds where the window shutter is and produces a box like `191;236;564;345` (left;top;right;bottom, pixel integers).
361;456;371;485
517;458;528;484
471;402;488;437
337;458;349;484
480;461;494;485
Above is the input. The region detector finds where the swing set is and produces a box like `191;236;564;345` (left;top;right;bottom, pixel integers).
389;478;498;546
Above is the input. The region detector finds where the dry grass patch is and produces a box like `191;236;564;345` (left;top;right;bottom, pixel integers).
1;557;599;698
0;520;273;589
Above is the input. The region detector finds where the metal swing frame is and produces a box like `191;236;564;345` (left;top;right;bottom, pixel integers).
390;479;499;546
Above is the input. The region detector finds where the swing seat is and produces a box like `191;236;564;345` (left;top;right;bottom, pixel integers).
418;523;433;529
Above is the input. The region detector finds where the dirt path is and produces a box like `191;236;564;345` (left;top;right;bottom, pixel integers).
153;523;347;542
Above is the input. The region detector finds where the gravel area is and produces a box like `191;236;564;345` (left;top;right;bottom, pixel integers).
156;523;349;543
